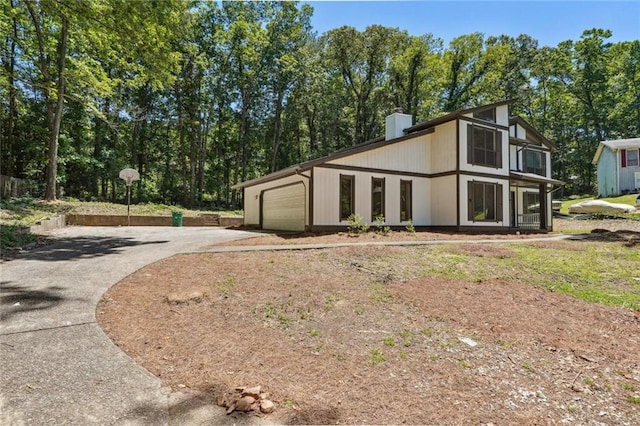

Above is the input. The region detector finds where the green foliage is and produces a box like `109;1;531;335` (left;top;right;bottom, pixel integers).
405;220;416;234
0;225;37;249
373;215;391;235
347;214;370;235
383;336;396;347
370;349;386;365
1;0;637;206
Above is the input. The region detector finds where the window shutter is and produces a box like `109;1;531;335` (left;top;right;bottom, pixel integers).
495;131;502;168
496;184;503;221
467;124;473;164
467;181;474;221
621;149;627;167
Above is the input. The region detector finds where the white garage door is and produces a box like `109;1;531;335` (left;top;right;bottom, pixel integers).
262;183;306;231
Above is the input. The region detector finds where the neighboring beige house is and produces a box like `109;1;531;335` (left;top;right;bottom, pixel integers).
233;100;562;232
592;138;640;197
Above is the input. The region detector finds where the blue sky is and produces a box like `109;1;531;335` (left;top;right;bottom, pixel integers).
304;1;640;47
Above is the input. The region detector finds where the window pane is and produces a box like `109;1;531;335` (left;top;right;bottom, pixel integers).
628;150;639;167
485;184;495;219
400;180;412;221
473;183;485;220
372;178;384;218
340;176;354;220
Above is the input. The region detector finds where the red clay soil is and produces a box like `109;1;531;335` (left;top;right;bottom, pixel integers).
97;221;640;424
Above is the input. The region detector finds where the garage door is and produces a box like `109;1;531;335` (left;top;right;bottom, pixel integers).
262;183;306;231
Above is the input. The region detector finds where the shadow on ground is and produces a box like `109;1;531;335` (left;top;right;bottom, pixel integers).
0;281;79;321
4;236;170;262
585;229;640;247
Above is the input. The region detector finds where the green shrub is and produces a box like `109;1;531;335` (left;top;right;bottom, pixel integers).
347;214;369;234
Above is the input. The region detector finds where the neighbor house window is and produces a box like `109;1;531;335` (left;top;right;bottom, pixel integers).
468;181;503;222
467;124;502;168
400;180;412;222
627;149;639;167
523;149;546;176
371;177;385;219
340;174;355;220
473;108;496;123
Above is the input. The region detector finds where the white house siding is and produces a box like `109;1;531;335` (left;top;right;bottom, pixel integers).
243;173;310;227
496;105;510;126
327;133;431;174
619;156;640;193
459;174;510;228
430;175;457;226
430;121;457;174
312;166;431;226
509;145;518;170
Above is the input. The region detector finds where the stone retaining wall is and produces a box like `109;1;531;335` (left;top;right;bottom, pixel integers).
66;214;243;227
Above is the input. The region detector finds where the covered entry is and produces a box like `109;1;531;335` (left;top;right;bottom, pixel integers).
261;182;306;231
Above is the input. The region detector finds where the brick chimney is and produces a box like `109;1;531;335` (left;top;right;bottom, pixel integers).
385;108;412;140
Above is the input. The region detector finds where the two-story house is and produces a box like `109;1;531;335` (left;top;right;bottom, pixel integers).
233;100;562;232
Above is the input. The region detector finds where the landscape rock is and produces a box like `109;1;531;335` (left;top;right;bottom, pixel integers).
234;395;256;412
241;386;262;398
260;399;275;414
165;291;204;304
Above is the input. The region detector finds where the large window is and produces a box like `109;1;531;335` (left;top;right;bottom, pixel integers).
340;175;355;220
523;149;546;176
467;124;502;168
371;177;385;219
468;181;503;222
473;108;496;123
400;180;412;222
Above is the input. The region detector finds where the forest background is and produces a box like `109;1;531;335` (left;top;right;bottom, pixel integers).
1;0;638;208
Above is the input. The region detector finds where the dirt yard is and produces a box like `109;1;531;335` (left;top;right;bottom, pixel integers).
97;219;640;424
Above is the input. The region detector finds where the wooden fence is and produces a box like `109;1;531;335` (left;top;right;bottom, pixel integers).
0;175;32;198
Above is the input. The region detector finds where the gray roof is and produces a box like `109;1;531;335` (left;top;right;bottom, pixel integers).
592;138;640;164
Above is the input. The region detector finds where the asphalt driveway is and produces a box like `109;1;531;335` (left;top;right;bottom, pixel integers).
0;226;260;425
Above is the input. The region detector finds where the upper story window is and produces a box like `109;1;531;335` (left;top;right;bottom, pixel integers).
523;149;546;176
473;108;496;123
467;124;502;168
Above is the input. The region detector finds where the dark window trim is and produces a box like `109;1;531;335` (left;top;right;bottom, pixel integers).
467;124;503;169
400;179;412;222
626;149;639;167
523;148;546;176
467;180;503;222
371;177;385;220
473;107;496;123
339;174;355;221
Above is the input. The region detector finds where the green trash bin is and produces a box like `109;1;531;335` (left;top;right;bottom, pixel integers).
171;211;183;227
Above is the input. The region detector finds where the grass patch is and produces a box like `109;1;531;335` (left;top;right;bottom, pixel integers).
410;242;639;310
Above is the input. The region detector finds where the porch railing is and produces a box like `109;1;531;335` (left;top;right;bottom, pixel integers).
517;213;540;229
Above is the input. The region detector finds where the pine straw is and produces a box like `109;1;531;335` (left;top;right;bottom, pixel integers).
97;245;640;425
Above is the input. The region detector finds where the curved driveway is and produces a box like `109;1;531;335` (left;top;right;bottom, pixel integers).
0;226;260;425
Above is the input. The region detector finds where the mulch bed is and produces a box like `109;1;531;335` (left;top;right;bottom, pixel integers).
97;225;640;424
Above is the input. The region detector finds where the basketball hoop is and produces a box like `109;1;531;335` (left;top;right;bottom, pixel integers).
119;168;140;226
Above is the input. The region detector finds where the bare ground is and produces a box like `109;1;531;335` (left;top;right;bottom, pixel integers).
97;219;640;425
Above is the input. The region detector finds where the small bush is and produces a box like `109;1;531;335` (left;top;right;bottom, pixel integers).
347;214;369;234
373;215;391;235
405;220;415;234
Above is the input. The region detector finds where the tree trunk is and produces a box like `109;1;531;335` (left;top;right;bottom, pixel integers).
270;88;285;172
44;17;69;201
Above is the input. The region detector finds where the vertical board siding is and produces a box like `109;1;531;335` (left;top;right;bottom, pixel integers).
312;167;431;226
430;175;457;226
430;121;457;174
327;133;432;174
